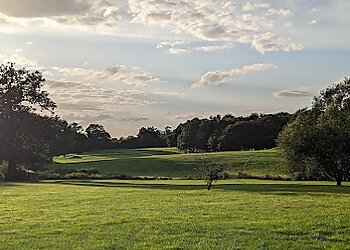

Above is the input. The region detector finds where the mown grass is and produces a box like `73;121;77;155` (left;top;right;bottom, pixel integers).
51;148;284;178
1;179;350;249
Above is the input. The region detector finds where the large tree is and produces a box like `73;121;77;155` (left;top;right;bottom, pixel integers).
85;124;111;150
137;126;166;148
278;78;350;186
0;63;56;180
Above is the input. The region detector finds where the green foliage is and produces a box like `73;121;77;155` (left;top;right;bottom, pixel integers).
85;124;111;150
136;126;167;148
195;154;227;190
278;78;350;186
0;62;56;115
0;63;57;180
174;113;291;152
1;180;350;249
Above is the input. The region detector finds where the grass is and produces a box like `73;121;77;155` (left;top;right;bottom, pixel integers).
1;179;350;249
51;147;285;178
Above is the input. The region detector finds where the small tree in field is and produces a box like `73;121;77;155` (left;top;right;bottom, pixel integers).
196;154;226;190
278;78;350;186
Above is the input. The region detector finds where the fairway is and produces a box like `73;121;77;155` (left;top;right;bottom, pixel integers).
1;180;350;249
51;148;285;178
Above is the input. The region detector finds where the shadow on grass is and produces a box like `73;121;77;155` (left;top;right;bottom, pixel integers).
75;149;181;158
53;158;119;165
0;182;24;187
135;149;182;156
50;180;350;195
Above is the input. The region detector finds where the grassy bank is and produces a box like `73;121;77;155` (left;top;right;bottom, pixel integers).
51;147;285;178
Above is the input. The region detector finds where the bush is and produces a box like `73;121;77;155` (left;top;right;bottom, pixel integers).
38;168;103;180
235;172;292;181
38;168;173;180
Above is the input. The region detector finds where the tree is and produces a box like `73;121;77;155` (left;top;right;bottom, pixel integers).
0;63;56;180
278;78;350;186
85;124;111;150
196;154;226;190
177;118;201;152
171;112;290;153
137;126;166;148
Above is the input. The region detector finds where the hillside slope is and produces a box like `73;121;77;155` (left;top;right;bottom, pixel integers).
51;148;285;178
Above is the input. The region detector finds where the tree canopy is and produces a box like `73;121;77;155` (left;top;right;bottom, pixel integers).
278;78;350;186
0;63;57;180
170;113;291;152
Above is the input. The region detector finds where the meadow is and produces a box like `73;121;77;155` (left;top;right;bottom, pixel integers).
1;179;350;249
51;147;285;178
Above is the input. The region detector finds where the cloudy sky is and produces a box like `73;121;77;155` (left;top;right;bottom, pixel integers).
0;0;349;136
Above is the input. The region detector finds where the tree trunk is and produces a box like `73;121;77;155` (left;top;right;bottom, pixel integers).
336;179;342;187
5;160;19;181
207;181;212;190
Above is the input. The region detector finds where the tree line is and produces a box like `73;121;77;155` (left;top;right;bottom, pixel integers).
2;63;350;186
167;112;292;152
0;63;292;180
88;111;292;152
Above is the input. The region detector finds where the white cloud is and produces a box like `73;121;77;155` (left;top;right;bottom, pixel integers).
156;41;189;49
45;79;152;108
152;91;185;97
157;40;235;54
310;19;319;25
0;49;162;129
168;47;188;55
63;113;114;125
156;40;190;54
48;65;161;85
0;48;39;67
44;79;156;125
192;63;277;88
0;48;161;86
129;0;302;53
0;0;121;30
251;32;303;54
193;43;234;52
273;87;314;98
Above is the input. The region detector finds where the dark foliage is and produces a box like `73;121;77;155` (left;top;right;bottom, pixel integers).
170;112;291;152
38;168;173;180
0;63;56;180
113;126;167;149
85;124;112;150
278;78;350;186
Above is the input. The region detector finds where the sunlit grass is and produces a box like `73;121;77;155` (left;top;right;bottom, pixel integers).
51;148;284;177
1;179;350;249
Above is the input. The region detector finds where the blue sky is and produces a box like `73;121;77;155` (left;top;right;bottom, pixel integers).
0;0;349;136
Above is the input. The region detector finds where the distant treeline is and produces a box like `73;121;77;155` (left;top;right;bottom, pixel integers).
0;110;293;166
167;112;292;152
1;61;295;181
46;112;293;154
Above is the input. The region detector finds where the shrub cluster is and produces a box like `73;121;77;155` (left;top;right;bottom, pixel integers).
234;172;292;181
38;168;173;180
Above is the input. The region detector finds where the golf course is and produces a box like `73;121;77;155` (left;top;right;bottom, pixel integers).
1;148;350;249
51;147;285;178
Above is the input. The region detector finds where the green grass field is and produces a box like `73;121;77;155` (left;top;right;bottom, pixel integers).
51;147;285;178
1;179;350;249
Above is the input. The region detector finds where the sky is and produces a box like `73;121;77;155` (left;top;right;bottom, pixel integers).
0;0;349;137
